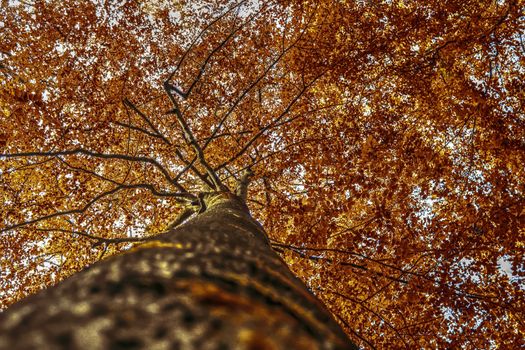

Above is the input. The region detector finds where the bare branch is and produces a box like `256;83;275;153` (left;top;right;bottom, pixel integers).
235;167;253;201
164;207;196;231
271;240;418;276
4;158;54;174
164;82;227;191
322;288;408;348
166;3;259;99
167;5;315;186
119;100;213;187
1;186;121;233
166;0;250;83
216;76;322;172
0;148;186;192
112;120;166;141
57;157;198;203
122;98;172;146
35;228;150;246
271;242;409;284
161;6;280;189
201;53;286;150
197;130;252;143
221;137;331;183
1;184;195;234
330;309;377;350
172;147;215;189
201;26;313;153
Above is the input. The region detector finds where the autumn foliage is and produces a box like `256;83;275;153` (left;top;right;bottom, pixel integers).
1;0;524;348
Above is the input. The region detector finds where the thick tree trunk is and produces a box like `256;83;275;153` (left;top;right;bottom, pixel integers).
0;193;356;349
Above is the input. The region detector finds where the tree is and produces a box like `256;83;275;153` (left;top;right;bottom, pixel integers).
0;0;523;348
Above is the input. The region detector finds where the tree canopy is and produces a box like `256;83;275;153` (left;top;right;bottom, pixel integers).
1;0;523;348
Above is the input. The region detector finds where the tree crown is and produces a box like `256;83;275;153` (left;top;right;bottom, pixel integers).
1;0;523;348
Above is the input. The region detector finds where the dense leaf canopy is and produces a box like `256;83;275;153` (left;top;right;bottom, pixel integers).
1;0;523;348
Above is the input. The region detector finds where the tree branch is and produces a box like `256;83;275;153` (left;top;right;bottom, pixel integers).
216;75;323;172
0;183;194;234
35;228;150;247
164;207;196;231
164;82;227;191
171;7;317;181
235;167;254;201
323;288;408;348
166;4;260;100
0;148;187;192
331;309;376;350
112;120;166;141
271;243;409;284
201;11;318;153
165;0;250;83
122;98;172;145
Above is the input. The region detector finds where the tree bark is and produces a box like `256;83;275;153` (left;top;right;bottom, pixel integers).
0;192;357;349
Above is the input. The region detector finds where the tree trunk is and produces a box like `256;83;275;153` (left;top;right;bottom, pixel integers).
0;193;356;349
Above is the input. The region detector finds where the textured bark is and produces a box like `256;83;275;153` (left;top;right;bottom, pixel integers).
0;193;356;349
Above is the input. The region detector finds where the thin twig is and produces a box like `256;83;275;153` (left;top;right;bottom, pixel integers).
35;228;149;247
272;244;408;284
112;120;166;141
323;288;408;348
331;309;376;350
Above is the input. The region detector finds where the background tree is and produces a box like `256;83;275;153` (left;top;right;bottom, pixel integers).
1;0;523;348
